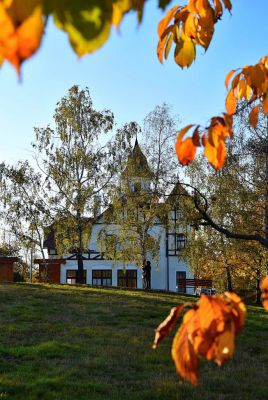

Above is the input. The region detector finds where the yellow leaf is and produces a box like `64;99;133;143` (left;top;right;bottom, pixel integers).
51;0;113;56
112;0;146;28
174;35;196;68
184;13;198;39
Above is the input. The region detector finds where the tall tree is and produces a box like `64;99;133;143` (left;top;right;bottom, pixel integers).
0;160;49;274
33;85;116;284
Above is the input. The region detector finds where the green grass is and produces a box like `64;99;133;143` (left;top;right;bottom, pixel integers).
0;283;267;400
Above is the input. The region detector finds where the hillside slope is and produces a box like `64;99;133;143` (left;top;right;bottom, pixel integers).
0;283;267;400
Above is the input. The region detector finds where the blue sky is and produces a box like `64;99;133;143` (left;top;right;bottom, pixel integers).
0;0;267;163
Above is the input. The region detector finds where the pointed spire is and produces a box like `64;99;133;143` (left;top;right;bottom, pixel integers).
122;137;154;179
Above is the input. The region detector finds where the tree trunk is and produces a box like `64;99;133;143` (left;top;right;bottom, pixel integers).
265;138;268;274
256;267;261;305
225;265;233;292
76;213;85;284
142;258;147;289
77;248;84;284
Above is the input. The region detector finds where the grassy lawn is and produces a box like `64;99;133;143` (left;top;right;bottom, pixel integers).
0;283;267;400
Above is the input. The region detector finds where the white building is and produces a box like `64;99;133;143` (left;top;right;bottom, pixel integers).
39;140;194;293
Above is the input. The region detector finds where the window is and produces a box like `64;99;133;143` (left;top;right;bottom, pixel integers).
176;271;186;293
118;270;137;288
92;270;112;286
176;233;185;250
167;233;186;256
66;269;87;284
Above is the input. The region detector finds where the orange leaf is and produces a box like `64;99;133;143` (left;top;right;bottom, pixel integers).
222;0;232;11
263;95;268;115
157;5;180;38
176;137;197;166
224;292;246;334
225;89;237;115
261;276;268;311
198;295;229;335
249;105;259;129
152;305;184;349
192;126;201;146
0;1;44;74
176;124;194;141
172;309;199;385
213;0;223;18
204;135;226;169
213;320;235;366
196;9;214;50
225;69;236;89
157;26;173;64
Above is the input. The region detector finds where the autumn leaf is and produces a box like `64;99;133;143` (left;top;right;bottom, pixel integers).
0;0;44;74
225;69;236;89
263;94;268;115
157;0;231;68
204;137;226;169
172;309;200;385
175;125;196;166
225;89;237;115
155;292;246;385
157;4;180;38
261;276;268;311
153;304;184;348
224;292;246;334
249;105;259;128
112;0;146;28
174;34;196;68
48;0;113;57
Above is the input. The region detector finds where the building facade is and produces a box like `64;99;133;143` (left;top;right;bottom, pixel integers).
38;140;194;293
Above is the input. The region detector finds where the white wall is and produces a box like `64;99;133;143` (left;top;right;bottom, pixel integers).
58;214;194;293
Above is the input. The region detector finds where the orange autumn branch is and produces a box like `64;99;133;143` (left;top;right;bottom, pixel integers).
157;0;232;69
153;292;246;385
175;55;268;169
